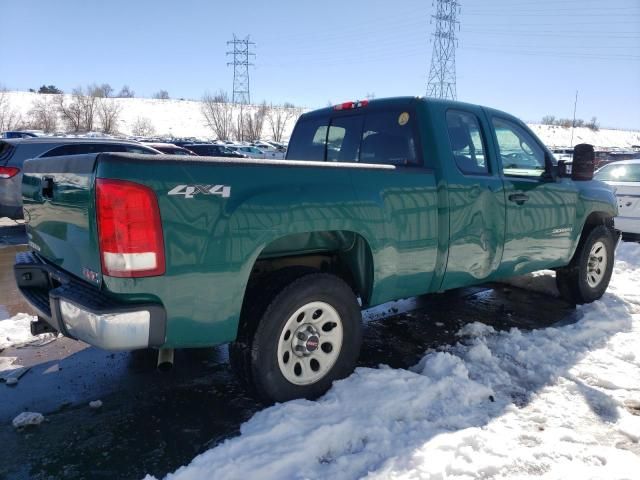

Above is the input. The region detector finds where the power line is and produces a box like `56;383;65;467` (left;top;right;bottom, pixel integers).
226;34;255;104
427;0;460;100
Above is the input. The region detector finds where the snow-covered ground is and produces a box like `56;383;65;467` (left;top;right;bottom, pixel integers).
148;241;640;480
3;91;639;148
0;313;37;350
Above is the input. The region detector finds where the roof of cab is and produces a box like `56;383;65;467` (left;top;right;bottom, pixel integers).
299;96;516;121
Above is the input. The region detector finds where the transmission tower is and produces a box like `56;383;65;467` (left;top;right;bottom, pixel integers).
226;35;255;104
426;0;460;100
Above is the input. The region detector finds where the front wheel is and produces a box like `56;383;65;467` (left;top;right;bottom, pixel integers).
556;225;615;304
230;272;362;403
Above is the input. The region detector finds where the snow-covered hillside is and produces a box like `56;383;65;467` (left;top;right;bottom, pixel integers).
2;91;300;140
3;90;639;147
147;241;640;480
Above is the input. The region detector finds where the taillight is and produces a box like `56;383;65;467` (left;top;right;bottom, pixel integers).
0;166;19;179
96;178;165;277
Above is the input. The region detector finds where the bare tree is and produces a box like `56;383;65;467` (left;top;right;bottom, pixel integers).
266;102;300;142
153;90;169;100
201;91;234;140
0;88;22;131
56;92;83;132
233;105;247;142
55;86;99;132
97;98;122;134
244;102;268;141
94;83;114;98
131;116;156;137
27;96;58;132
117;85;135;98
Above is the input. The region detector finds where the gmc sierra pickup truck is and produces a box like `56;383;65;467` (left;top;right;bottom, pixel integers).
15;97;619;403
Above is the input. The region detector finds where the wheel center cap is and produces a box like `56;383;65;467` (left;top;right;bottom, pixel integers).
306;335;319;352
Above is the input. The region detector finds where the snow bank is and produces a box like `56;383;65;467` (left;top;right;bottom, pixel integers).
153;241;640;480
0;313;36;350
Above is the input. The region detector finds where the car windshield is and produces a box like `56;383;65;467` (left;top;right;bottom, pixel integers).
595;163;640;182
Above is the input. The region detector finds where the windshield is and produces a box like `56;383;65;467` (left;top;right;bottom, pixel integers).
595;163;640;182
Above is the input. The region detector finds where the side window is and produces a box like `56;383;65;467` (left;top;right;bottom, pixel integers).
360;110;419;166
286;117;329;161
327;115;363;162
41;145;77;157
446;110;489;175
492;118;546;177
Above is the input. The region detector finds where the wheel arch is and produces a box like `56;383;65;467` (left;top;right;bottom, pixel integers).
248;230;375;306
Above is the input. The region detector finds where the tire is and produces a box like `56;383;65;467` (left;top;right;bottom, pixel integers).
230;271;362;403
556;225;615;304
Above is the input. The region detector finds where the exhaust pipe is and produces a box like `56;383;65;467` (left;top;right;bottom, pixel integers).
157;348;174;371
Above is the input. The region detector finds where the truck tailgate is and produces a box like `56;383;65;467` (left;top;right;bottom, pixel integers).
21;154;102;285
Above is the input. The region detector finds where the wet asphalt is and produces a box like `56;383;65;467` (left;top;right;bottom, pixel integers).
0;223;578;480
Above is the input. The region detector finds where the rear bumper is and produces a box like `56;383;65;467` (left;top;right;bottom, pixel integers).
14;251;166;351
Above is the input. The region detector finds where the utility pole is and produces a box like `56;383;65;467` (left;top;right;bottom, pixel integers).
426;0;460;100
227;35;255;105
570;90;578;147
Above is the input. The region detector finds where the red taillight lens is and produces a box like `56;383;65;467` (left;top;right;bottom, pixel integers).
96;178;165;277
0;166;19;179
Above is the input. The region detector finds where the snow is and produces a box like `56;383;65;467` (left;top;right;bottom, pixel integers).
3;91;302;140
12;411;44;429
0;313;37;350
3;91;640;148
151;241;640;480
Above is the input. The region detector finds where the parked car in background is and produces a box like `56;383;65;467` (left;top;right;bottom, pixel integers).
226;145;268;159
595;159;640;238
141;142;197;156
0;138;160;219
182;143;247;158
241;143;285;159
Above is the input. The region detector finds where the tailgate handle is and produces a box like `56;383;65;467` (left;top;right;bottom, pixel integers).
508;193;529;205
42;177;54;198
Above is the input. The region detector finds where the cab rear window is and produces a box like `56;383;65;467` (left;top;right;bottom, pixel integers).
287;109;421;166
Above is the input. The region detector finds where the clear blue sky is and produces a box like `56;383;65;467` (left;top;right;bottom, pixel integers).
2;0;639;128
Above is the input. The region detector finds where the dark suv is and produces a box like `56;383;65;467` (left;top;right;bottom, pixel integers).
0;138;160;219
182;143;248;158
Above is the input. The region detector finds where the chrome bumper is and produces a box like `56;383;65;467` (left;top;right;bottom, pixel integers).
14;251;166;351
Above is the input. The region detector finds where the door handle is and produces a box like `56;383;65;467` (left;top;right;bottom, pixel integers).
508;193;529;205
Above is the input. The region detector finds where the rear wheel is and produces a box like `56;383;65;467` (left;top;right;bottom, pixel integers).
230;271;362;403
556;225;615;304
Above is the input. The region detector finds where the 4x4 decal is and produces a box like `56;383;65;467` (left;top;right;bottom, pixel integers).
168;185;231;199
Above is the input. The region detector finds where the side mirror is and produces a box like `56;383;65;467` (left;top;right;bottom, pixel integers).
572;143;595;181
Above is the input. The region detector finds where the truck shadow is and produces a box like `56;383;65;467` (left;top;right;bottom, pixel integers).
0;282;623;480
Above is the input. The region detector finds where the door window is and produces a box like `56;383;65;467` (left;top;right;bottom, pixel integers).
492;118;546;177
446;110;489;175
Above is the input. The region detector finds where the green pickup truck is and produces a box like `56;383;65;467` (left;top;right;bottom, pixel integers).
15;97;619;403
